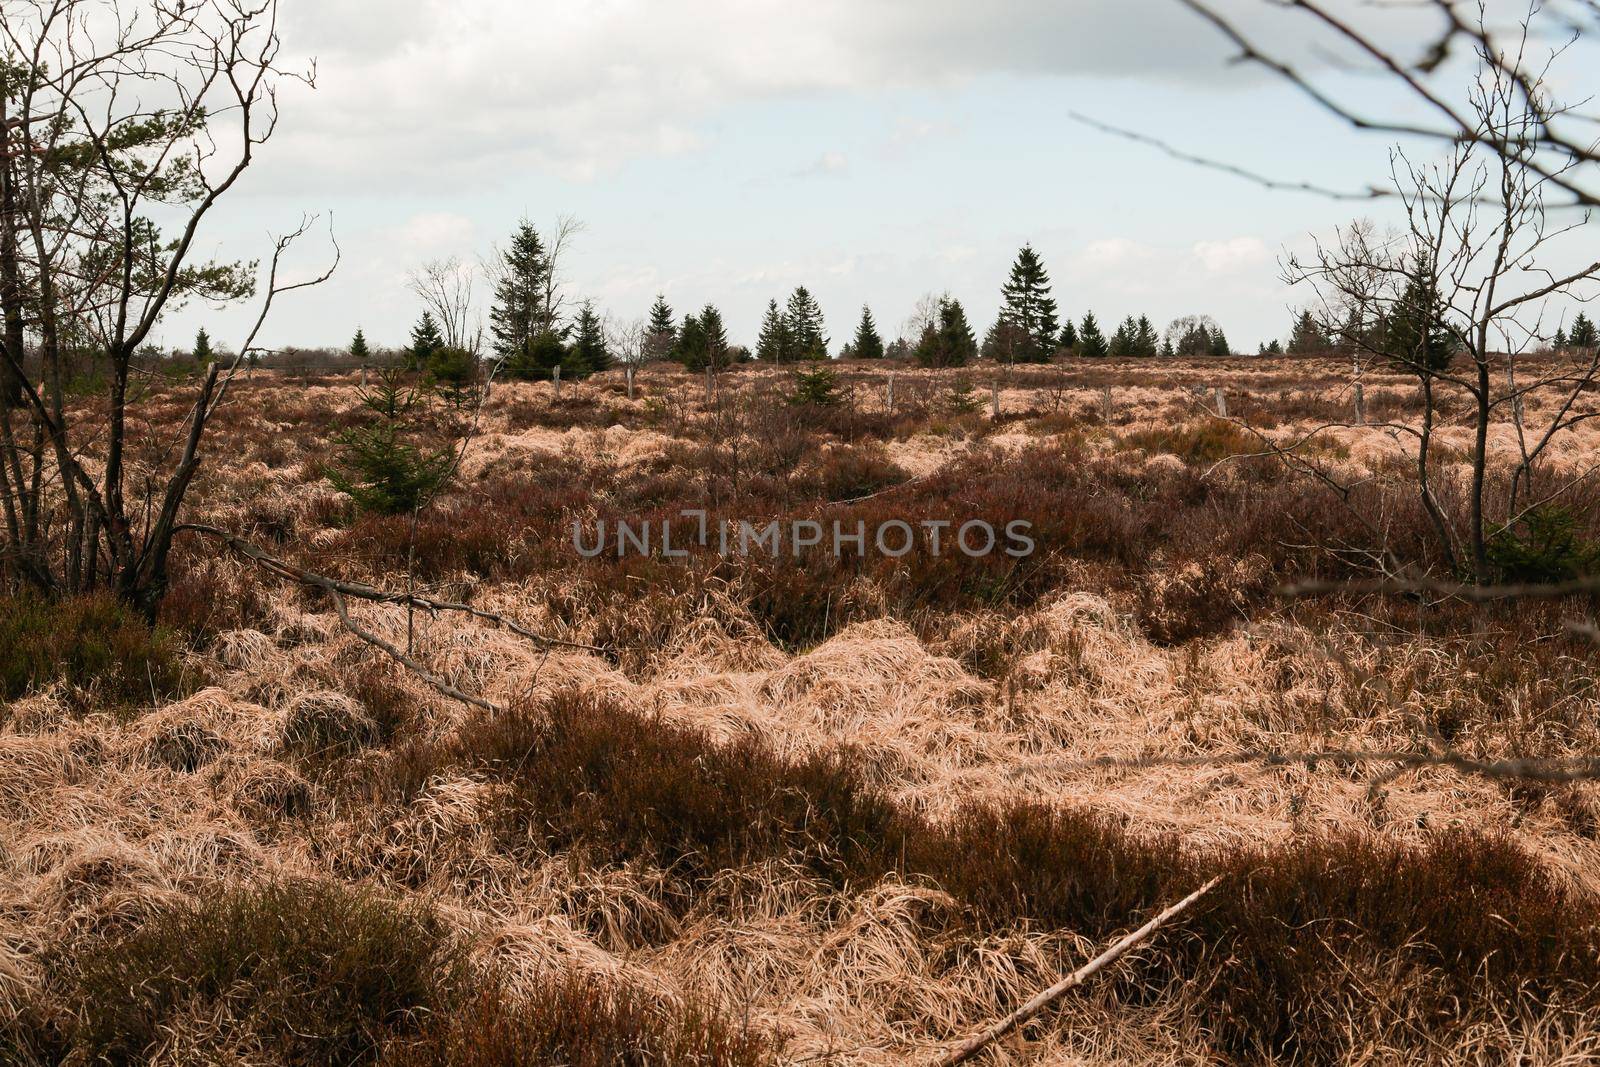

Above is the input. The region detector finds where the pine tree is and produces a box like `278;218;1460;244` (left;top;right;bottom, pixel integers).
567;300;611;377
331;369;454;512
851;305;884;360
1384;258;1454;373
192;327;213;368
1161;337;1175;358
1134;315;1160;357
409;312;444;371
489;221;550;363
1570;312;1598;349
997;244;1059;362
785;287;828;361
1077;312;1109;358
1287;310;1328;354
1108;316;1139;358
915;297;977;368
982;319;1030;363
1552;327;1568;351
756;299;792;364
1208;327;1231;357
1057;318;1078;352
673;313;701;366
503;331;567;381
644;294;675;361
648;293;674;337
700;305;729;369
350;328;369;362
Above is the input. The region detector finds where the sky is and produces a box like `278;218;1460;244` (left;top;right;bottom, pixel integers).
153;0;1599;355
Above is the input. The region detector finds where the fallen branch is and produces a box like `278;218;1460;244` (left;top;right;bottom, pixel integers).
176;523;606;713
935;876;1221;1067
177;523;606;653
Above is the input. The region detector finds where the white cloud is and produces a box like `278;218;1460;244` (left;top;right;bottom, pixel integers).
1191;236;1272;274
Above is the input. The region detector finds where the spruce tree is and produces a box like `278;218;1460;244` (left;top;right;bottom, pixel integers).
648;293;674;337
409;312;444;371
567;300;611;377
192;327;213;369
1077;312;1109;358
915;297;977;368
756;299;792;364
1161;337;1175;358
644;294;675;361
350;328;369;363
1208;327;1231;357
785;287;828;360
1287;310;1327;354
1134;315;1160;357
852;305;884;360
489;221;550;363
1108;317;1138;358
1552;327;1568;351
1057;318;1078;352
700;305;729;369
997;244;1059;362
1570;312;1598;349
1384;259;1453;373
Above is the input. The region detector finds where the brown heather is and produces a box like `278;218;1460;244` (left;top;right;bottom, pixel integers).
4;357;1600;1065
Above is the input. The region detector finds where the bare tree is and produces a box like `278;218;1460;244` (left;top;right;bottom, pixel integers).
1116;1;1600;210
608;315;647;369
407;256;476;352
1280;34;1600;583
0;0;332;617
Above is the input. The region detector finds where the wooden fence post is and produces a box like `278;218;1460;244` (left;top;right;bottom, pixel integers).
625;364;635;400
553;363;562;399
1213;387;1227;418
991;380;1000;420
1101;386;1113;423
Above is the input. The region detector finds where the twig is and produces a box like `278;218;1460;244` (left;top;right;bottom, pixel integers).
934;877;1221;1066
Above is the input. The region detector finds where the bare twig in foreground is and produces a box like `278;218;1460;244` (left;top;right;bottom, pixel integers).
934;877;1221;1067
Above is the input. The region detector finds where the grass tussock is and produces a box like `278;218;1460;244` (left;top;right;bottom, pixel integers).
378;690;1600;1059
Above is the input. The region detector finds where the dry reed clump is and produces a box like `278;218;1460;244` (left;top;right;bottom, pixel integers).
278;689;382;759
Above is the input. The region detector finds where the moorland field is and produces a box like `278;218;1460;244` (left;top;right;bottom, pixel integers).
5;355;1600;1064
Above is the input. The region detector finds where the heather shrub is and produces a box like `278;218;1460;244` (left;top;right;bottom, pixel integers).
0;593;187;706
381;973;772;1067
67;879;457;1064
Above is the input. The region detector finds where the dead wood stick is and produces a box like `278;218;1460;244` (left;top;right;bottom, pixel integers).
177;522;606;652
934;876;1221;1067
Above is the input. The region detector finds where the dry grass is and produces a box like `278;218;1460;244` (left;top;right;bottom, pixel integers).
4;356;1600;1064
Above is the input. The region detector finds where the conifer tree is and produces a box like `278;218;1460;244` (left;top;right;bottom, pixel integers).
756;299;792;363
700;305;729;369
409;312;444;371
489;221;551;363
350;328;369;363
1208;327;1231;357
192;327;213;368
915;297;977;367
997;244;1059;362
1384;258;1453;372
852;305;884;360
567;300;611;377
1135;315;1160;357
644;294;676;361
785;287;828;360
1570;312;1598;349
1108;316;1139;358
1057;318;1078;352
1552;327;1568;351
1077;312;1109;358
648;293;674;337
1161;337;1175;358
1287;310;1328;354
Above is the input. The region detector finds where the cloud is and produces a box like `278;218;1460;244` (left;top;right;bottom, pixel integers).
266;0;1441;190
1191;236;1272;274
